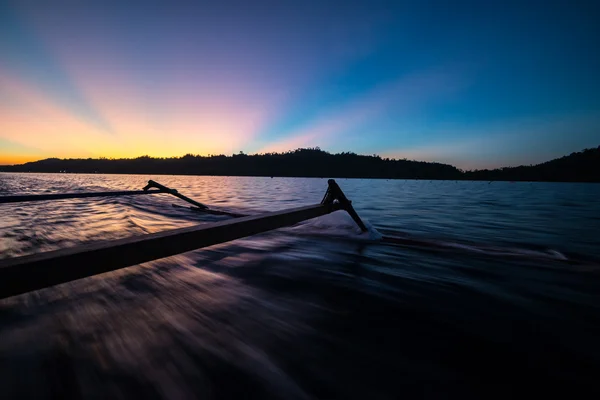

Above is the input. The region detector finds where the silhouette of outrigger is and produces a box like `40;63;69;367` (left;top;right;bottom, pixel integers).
0;179;367;299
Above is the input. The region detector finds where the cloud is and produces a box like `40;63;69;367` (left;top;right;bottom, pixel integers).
258;68;466;153
0;138;46;165
384;112;600;169
0;68;113;158
0;2;114;135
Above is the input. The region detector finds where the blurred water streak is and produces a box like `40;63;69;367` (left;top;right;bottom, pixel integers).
0;173;599;399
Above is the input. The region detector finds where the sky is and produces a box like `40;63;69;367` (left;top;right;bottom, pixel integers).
1;0;599;169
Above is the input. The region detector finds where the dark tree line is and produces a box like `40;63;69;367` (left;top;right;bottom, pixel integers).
0;148;461;179
463;147;600;182
1;146;599;182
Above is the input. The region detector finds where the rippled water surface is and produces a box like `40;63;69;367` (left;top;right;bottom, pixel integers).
1;173;599;399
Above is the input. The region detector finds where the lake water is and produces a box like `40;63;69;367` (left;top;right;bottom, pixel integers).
1;172;599;399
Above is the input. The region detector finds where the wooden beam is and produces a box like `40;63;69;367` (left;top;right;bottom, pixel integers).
171;203;247;218
144;180;208;209
0;189;164;204
0;202;342;299
324;179;367;232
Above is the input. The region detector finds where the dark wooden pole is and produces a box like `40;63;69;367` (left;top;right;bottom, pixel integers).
171;203;247;218
323;179;368;232
144;180;209;209
0;189;164;204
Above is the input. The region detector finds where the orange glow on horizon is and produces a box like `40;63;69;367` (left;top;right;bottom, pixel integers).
0;64;280;163
0;154;45;166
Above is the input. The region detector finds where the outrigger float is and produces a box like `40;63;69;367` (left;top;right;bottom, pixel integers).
0;179;367;299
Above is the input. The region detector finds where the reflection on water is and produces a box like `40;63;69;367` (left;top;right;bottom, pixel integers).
0;173;599;398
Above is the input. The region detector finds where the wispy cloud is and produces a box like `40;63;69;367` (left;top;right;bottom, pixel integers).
0;3;114;135
258;68;466;153
0;138;46;165
0;68;112;158
385;112;600;169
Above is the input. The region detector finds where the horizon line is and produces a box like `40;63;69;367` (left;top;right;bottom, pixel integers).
2;146;598;171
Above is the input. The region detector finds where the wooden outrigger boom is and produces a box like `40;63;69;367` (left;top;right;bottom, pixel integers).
0;179;366;299
0;189;165;204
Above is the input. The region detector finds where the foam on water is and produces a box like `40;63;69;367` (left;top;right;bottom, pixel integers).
288;210;383;241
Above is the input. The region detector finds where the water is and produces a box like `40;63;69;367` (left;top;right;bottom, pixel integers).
1;172;599;399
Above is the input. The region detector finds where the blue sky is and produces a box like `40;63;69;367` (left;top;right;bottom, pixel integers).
1;0;598;168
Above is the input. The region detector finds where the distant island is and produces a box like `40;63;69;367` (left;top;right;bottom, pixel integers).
1;147;598;182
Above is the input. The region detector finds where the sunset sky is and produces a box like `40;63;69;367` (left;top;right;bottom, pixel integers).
1;0;599;168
